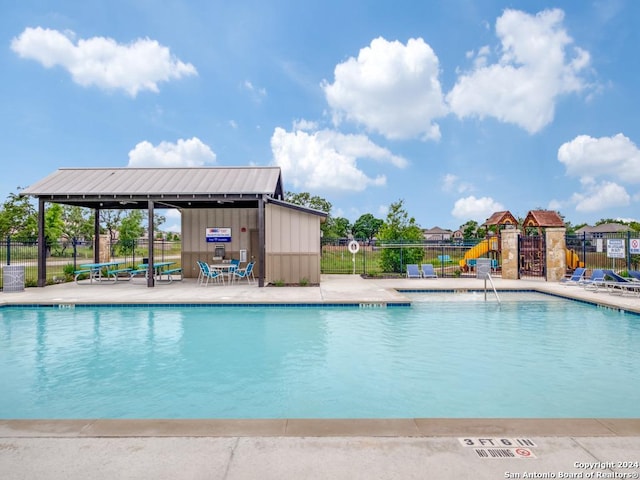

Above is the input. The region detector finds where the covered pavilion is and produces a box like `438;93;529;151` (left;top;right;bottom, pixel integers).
21;166;327;287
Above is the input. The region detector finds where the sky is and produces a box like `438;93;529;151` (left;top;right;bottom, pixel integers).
2;0;639;233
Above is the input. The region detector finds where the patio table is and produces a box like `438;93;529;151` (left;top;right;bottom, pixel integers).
77;261;124;284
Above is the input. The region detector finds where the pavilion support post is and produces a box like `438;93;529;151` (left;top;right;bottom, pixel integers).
147;200;155;287
93;207;100;264
37;198;46;287
258;196;265;287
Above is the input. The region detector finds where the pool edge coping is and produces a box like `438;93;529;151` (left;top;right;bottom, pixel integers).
2;418;640;438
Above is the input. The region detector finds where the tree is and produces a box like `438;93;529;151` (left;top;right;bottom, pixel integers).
377;199;423;273
117;210;145;255
44;203;65;255
324;216;351;239
0;191;37;240
285;191;332;213
460;220;479;240
352;213;383;242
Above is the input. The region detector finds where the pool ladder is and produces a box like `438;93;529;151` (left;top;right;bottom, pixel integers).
484;273;501;304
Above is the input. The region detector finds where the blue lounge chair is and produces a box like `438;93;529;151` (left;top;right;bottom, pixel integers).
406;264;420;278
232;261;255;284
560;267;586;285
602;269;640;296
421;263;437;278
581;269;605;291
627;270;640;281
197;261;223;286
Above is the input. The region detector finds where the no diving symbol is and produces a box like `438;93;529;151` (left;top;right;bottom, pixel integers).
515;448;532;457
631;239;640;254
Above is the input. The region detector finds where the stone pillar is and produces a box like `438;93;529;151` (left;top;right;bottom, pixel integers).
500;228;520;280
98;234;110;263
545;227;566;282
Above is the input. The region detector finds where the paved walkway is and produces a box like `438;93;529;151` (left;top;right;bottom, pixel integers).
1;275;639;479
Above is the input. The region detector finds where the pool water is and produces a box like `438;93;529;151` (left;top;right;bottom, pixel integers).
1;293;639;419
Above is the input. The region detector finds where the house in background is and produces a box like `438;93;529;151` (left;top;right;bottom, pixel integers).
422;226;452;241
575;223;632;237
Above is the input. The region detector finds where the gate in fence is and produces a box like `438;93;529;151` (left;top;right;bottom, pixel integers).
518;235;545;279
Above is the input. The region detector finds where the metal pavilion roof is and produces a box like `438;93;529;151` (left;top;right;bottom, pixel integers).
21;166;285;209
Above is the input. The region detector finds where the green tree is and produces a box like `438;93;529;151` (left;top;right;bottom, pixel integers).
460;220;479;240
99;209;123;257
377;199;423;273
285;191;332;213
324;216;351;239
0;191;37;240
352;213;383;242
44;203;65;255
117;210;145;255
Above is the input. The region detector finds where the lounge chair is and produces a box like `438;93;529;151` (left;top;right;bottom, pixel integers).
232;261;255;284
406;264;420;278
421;263;437;278
560;267;586;285
580;269;606;291
602;269;640;296
627;270;640;281
197;261;223;286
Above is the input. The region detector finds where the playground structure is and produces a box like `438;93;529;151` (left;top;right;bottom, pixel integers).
459;210;584;275
459;211;517;272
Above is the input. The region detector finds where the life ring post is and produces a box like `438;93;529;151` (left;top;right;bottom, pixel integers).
348;240;360;274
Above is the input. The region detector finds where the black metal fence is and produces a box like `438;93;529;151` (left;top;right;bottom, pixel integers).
0;237;181;290
321;231;640;278
321;237;486;278
565;231;640;273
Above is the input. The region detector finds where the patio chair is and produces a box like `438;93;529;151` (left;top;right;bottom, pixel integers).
560;267;586;285
232;261;255;284
421;263;437;278
197;261;223;286
406;264;420;278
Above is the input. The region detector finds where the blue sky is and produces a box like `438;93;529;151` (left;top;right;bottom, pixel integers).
2;0;639;232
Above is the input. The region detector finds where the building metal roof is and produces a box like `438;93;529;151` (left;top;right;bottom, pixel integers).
21;167;285;209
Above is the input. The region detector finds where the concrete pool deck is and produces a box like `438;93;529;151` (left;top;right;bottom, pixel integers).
1;275;639;479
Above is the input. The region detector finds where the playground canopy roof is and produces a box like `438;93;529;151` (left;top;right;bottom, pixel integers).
523;210;565;228
483;210;518;227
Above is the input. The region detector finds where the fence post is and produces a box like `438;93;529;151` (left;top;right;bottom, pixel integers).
6;236;10;265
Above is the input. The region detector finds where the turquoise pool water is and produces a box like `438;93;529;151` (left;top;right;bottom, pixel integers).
1;293;639;419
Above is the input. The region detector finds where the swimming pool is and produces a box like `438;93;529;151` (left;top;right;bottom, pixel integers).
1;293;638;419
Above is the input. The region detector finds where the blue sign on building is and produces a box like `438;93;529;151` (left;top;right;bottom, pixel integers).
206;227;231;243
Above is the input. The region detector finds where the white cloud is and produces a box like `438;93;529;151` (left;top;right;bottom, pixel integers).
570;180;630;212
441;173;473;194
451;195;505;221
271;127;407;192
322;37;447;141
243;80;267;101
292;119;318;131
11;27;197;96
128;137;216;167
446;8;591;133
558;133;640;183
